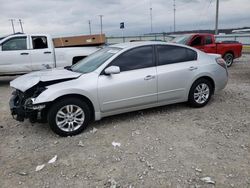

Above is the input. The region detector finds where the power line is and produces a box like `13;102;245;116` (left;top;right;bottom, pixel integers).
215;0;219;34
88;20;92;35
99;15;103;34
195;0;213;30
18;19;24;33
150;4;153;33
173;0;176;32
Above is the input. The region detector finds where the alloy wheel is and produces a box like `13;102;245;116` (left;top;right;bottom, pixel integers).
55;105;85;132
194;83;210;104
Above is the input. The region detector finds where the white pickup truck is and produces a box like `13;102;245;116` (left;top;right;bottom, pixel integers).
0;33;100;76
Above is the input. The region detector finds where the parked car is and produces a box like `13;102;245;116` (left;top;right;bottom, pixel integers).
9;42;228;136
0;33;100;76
172;33;242;67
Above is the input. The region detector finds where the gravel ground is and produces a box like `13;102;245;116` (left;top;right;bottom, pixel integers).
0;55;249;188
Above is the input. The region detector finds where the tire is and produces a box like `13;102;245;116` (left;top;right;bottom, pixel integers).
223;53;234;67
48;98;91;136
188;78;213;108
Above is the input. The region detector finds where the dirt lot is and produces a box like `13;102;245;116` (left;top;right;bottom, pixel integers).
0;56;249;188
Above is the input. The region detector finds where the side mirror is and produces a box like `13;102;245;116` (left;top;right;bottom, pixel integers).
104;66;120;75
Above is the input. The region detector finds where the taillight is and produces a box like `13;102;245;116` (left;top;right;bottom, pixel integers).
216;57;227;69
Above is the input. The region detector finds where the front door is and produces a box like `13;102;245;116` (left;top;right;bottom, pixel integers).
98;46;157;112
190;35;205;51
0;36;32;74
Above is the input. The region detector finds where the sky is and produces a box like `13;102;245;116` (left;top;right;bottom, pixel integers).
0;0;250;37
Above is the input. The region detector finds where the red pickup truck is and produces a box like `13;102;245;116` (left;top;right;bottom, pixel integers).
172;33;242;67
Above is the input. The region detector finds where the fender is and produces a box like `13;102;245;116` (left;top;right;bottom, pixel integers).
34;88;99;113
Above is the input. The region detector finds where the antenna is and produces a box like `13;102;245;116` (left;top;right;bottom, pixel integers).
9;19;15;34
173;0;176;32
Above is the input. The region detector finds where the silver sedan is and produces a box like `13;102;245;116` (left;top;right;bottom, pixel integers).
10;42;228;136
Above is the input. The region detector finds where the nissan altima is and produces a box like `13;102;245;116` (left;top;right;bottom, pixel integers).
9;42;228;136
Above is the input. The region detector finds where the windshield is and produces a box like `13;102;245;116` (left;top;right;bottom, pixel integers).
71;47;121;74
171;35;191;44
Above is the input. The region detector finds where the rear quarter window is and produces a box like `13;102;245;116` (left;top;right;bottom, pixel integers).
157;45;197;66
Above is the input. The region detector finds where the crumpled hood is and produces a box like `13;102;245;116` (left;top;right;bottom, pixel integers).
10;68;81;92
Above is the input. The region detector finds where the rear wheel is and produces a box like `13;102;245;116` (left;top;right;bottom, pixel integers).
48;98;91;136
223;53;234;67
188;78;212;108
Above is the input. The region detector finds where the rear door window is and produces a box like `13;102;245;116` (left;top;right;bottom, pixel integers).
157;45;197;66
32;36;48;49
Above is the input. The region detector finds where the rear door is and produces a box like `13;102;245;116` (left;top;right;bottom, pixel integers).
156;45;198;102
29;35;55;71
0;36;32;74
98;46;157;112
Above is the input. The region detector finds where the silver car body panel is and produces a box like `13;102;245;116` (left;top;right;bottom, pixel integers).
10;41;228;121
98;66;158;112
10;68;81;92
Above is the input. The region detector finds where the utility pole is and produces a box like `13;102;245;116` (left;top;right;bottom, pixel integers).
150;1;153;33
9;19;15;34
88;20;92;35
215;0;219;35
18;19;24;33
99;15;103;34
173;0;176;33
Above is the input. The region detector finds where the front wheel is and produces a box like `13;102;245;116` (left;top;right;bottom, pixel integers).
223;53;234;67
48;98;91;136
188;79;212;108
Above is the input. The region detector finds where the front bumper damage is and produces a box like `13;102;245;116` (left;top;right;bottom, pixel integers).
9;90;47;123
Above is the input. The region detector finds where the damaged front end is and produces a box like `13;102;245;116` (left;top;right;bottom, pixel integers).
9;68;82;123
9;86;48;123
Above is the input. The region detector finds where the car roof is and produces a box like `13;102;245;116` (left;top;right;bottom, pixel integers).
110;41;198;52
110;41;186;49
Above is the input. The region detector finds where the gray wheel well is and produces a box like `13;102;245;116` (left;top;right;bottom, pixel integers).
223;51;234;58
50;94;95;121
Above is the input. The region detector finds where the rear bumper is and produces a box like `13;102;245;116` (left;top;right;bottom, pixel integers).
214;68;228;92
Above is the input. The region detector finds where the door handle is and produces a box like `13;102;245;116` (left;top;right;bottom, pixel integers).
144;75;155;80
189;66;198;71
20;52;29;55
44;51;52;54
